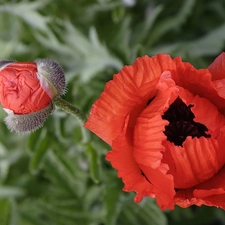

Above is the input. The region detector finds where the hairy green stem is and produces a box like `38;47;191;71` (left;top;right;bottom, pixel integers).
53;97;87;124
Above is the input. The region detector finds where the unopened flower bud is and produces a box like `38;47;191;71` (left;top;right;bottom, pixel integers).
0;59;66;133
35;59;66;98
0;60;15;70
4;102;54;133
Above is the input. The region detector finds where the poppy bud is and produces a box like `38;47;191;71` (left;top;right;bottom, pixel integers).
4;102;54;133
0;59;66;133
35;59;66;98
0;60;15;70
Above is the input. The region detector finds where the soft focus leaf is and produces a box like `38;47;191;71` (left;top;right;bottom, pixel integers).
36;20;123;82
85;143;102;183
0;199;10;225
146;0;196;48
131;4;164;45
188;23;225;57
29;133;50;174
103;172;122;225
0;1;50;32
0;187;25;198
151;24;225;57
118;199;168;225
27;129;43;153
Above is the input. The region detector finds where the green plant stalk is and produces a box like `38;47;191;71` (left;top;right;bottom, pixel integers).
53;96;87;124
53;97;91;143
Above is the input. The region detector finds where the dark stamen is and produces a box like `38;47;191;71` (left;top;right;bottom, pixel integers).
162;97;211;146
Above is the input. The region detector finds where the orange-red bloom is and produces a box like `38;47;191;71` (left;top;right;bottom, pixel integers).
85;52;225;210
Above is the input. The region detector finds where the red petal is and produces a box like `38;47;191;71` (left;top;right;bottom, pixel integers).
140;164;175;210
85;54;177;145
172;57;225;111
174;126;225;208
133;71;178;209
106;116;154;202
161;86;225;189
206;53;225;107
175;165;225;209
178;87;225;138
163;137;222;188
213;79;225;101
208;52;225;81
133;70;178;168
133;113;168;169
178;87;225;175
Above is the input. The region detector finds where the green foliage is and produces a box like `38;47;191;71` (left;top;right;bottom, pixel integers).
0;0;225;224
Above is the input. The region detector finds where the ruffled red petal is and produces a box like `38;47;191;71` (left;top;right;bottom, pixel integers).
140;164;175;210
159;79;225;190
172;114;225;208
175;163;225;209
133;71;178;209
208;52;225;81
206;53;225;111
163;137;222;188
133;70;178;168
106;116;154;203
178;87;225;138
85;54;177;145
172;57;225;111
213;79;225;102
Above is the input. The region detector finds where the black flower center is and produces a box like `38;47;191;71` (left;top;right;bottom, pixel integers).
161;97;211;146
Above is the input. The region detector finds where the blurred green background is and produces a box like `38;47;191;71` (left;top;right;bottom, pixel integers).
0;0;225;224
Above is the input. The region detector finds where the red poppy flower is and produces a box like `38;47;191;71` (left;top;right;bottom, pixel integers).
85;52;225;210
0;59;65;133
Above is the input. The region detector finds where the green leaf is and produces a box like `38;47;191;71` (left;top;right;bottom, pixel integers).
112;5;125;23
0;186;25;198
188;23;225;57
29;133;50;174
0;199;20;225
0;1;50;32
103;174;122;225
44;150;87;197
0;199;10;225
9;199;19;225
146;0;196;47
36;21;123;82
85;143;102;183
0;150;21;183
27;129;44;153
118;199;168;225
131;4;164;45
150;23;225;60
